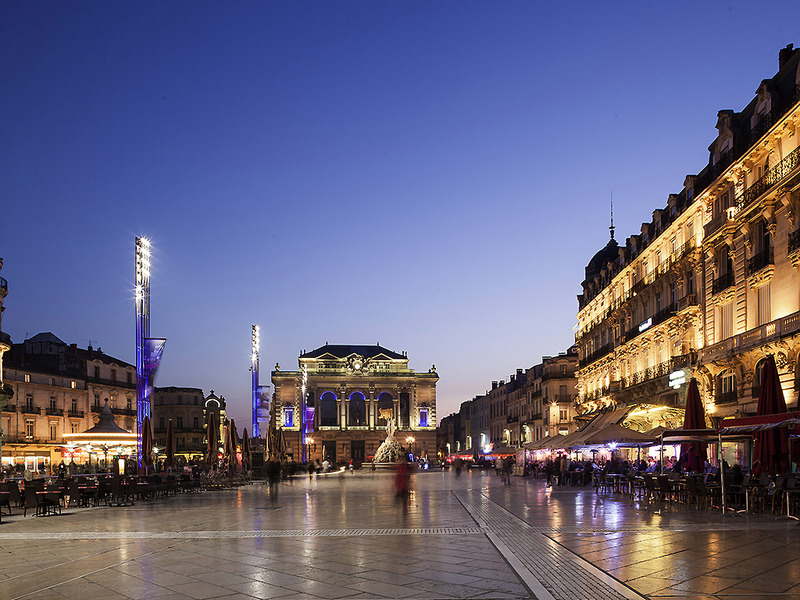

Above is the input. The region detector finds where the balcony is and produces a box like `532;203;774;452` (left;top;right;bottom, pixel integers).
21;405;41;415
621;354;692;389
45;407;62;416
716;390;738;405
747;246;774;276
68;410;85;418
506;416;519;424
624;303;677;342
701;310;800;363
2;404;16;412
579;342;613;368
712;271;735;295
737;145;800;215
677;293;699;312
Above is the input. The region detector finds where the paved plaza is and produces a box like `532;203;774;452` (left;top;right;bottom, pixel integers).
1;469;799;600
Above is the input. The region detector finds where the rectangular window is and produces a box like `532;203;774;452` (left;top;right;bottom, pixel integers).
71;422;79;433
559;409;568;422
176;417;183;428
26;420;34;438
719;301;734;341
94;366;100;378
24;374;31;383
127;372;132;384
757;284;771;326
159;418;165;429
50;423;57;441
126;397;132;410
284;407;294;428
50;397;56;411
25;393;33;410
71;399;77;412
193;417;199;428
111;370;116;382
419;408;429;427
70;380;76;389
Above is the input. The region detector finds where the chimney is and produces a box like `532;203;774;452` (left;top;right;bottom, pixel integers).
492;381;498;390
779;44;796;70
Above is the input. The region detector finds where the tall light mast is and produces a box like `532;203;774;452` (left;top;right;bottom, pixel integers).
135;237;151;467
251;325;260;437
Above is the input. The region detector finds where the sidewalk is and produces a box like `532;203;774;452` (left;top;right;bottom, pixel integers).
0;470;798;599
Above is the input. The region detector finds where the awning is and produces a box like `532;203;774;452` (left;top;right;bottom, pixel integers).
718;412;800;434
580;423;655;447
525;434;565;450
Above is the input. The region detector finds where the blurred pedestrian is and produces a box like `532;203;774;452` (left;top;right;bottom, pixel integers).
265;459;280;504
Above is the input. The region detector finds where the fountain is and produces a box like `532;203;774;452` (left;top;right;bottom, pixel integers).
372;416;406;467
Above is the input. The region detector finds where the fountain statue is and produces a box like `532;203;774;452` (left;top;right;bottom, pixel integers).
372;413;405;464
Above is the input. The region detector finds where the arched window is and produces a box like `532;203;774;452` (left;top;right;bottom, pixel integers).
752;359;766;398
348;392;366;426
716;371;737;405
320;391;338;427
377;392;393;425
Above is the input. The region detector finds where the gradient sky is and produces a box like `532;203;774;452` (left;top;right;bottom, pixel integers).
2;1;798;431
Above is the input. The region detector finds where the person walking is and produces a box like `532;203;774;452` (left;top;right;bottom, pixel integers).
265;459;280;504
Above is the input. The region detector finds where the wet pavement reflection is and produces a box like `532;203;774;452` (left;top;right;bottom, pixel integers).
0;469;798;599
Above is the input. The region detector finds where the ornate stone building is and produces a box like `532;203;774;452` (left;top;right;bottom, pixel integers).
697;44;800;420
576;44;800;431
271;344;437;464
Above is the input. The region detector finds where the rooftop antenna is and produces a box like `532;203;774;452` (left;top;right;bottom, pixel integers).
609;193;615;241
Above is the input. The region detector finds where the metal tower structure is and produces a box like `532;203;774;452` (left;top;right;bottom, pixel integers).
251;325;260;437
135;237;151;467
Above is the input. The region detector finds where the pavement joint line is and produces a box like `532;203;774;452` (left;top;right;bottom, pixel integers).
0;526;485;540
485;530;553;600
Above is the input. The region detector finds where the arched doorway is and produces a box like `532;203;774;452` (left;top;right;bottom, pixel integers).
377;392;393;426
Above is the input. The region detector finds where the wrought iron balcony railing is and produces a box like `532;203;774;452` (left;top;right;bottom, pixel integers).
747;246;774;275
716;390;738;405
712;271;735;295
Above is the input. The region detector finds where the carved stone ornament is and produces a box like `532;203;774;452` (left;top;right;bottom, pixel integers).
711;285;736;307
747;265;774;290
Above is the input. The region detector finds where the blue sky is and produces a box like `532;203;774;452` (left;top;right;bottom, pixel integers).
1;1;798;430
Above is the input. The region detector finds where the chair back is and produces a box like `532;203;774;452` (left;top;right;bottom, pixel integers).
23;485;39;508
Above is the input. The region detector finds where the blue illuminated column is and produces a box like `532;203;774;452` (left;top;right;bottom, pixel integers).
251;325;260;437
301;365;307;463
135;237;151;468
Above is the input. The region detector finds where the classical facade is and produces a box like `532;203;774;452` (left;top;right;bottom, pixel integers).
271;344;437;464
1;333;137;470
576;44;800;431
697;45;800;420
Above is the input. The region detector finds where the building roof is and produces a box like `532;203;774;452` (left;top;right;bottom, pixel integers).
82;401;130;434
300;344;406;361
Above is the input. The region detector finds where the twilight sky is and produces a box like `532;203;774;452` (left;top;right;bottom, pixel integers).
1;1;798;431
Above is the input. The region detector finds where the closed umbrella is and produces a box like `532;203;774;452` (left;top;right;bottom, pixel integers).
205;411;219;468
679;378;707;472
754;354;791;475
141;415;154;472
225;419;239;472
242;428;251;472
164;419;176;470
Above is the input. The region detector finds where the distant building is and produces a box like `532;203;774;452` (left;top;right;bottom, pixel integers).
271;344;438;464
152;386;206;460
0;259;10;460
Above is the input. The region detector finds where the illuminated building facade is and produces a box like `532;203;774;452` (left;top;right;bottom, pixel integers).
576;44;800;430
524;348;579;442
1;333;137;470
697;44;800;419
271;344;438;464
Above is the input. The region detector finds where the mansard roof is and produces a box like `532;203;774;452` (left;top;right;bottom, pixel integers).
300;344;406;361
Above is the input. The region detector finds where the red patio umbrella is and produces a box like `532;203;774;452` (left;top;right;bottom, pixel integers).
680;378;707;472
225;419;239;472
164;419;176;470
753;354;791;475
141;415;154;471
205;411;219;468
